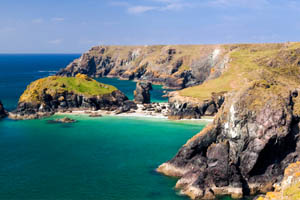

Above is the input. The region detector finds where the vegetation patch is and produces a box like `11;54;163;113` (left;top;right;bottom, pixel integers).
179;42;300;101
19;74;117;103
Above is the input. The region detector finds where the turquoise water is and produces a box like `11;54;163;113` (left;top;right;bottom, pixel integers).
97;77;172;102
0;55;249;200
0;115;206;200
0;54;202;200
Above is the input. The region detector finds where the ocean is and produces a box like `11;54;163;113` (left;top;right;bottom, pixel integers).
0;54;241;200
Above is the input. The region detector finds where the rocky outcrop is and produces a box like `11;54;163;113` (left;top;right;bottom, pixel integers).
134;82;152;104
11;90;128;119
0;100;8;118
10;75;130;119
157;81;300;199
57;45;230;89
168;91;225;120
256;162;300;200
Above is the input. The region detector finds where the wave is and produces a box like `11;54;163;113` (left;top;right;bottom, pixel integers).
38;70;58;73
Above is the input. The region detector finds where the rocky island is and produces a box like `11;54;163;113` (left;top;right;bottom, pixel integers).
10;73;128;119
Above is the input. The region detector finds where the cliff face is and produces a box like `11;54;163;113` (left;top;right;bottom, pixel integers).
157;42;300;199
158;83;300;199
0;100;7;118
11;74;128;119
168;91;225;119
57;45;230;89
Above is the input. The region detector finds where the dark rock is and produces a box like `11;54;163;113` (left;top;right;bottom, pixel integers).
168;92;225;119
134;82;152;104
0;100;8;118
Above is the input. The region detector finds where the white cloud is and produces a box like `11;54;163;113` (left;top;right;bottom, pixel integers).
32;18;44;24
128;6;156;14
110;0;192;14
51;17;65;22
48;39;63;44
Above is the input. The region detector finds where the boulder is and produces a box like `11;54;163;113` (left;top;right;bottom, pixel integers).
134;82;152;104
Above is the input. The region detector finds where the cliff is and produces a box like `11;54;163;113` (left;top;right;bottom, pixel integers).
10;74;128;119
157;42;300;199
57;45;230;89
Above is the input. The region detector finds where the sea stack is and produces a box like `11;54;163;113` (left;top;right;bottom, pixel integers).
134;81;152;104
10;74;128;119
0;100;8;118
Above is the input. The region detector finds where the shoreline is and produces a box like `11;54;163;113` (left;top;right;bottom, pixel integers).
55;109;215;122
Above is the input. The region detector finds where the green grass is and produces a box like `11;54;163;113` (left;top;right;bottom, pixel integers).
179;42;300;101
20;74;117;103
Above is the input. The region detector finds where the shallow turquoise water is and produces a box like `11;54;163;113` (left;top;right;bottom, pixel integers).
0;55;250;200
97;77;172;102
0;115;205;200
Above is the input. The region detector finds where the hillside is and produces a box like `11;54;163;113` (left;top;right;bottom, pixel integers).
57;44;230;89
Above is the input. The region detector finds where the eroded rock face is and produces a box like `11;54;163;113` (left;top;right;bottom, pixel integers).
168;92;225;119
157;82;300;199
0;100;8;118
57;45;229;89
10;90;129;119
257;162;300;200
134;82;152;104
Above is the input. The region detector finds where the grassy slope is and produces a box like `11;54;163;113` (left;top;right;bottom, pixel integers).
179;42;300;102
20;74;117;103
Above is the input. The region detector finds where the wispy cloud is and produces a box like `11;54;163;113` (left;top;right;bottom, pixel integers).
48;39;63;44
208;0;270;9
111;0;192;14
51;17;65;22
32;18;44;24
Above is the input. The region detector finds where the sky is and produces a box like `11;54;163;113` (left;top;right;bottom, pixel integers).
0;0;299;53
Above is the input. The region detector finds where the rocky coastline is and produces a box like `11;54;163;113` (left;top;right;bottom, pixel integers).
157;82;300;199
56;45;230;89
8;42;300;200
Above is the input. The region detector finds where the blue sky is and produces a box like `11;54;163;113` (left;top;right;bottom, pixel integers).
0;0;299;53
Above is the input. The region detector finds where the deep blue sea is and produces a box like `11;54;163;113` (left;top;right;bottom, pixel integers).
0;54;241;200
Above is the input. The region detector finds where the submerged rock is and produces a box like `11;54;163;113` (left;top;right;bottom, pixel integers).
10;74;128;119
48;117;77;123
157;82;300;199
88;113;102;118
134;82;152;104
0;100;8;118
